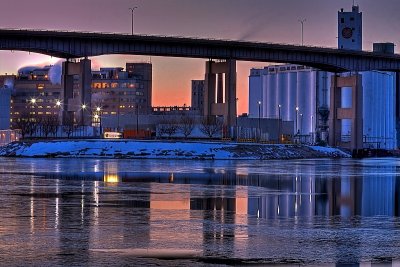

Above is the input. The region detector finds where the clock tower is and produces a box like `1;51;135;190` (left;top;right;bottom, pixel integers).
338;5;362;51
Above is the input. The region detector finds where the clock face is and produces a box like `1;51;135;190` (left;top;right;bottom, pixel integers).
342;27;353;39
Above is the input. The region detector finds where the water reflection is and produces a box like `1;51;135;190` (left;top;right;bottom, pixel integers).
26;159;400;219
1;158;400;265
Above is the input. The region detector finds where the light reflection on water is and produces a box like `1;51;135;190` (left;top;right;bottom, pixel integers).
0;158;400;266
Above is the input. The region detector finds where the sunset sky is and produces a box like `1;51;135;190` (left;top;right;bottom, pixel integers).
1;0;399;113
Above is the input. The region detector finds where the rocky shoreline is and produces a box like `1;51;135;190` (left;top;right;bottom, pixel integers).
0;140;350;160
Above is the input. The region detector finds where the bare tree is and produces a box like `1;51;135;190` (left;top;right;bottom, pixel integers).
157;117;178;139
28;116;39;138
12;113;31;139
156;117;168;138
157;123;168;138
41;115;59;138
200;116;223;138
49;115;59;137
164;119;179;138
179;115;195;139
62;115;76;138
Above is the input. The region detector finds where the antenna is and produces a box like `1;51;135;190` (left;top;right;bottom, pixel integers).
353;0;355;6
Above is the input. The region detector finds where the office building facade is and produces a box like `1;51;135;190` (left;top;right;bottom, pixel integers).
3;62;152;129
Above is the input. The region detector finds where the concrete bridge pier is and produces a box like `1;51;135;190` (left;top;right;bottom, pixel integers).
329;74;363;152
203;59;237;134
61;58;92;126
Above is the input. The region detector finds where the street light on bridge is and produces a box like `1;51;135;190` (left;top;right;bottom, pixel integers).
258;100;262;142
295;106;299;135
129;7;138;35
298;19;306;46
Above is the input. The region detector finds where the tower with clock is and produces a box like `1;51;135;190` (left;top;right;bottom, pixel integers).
338;5;362;51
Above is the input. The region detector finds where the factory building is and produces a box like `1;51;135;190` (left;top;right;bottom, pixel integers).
338;5;362;50
249;4;398;149
249;65;397;149
249;65;330;142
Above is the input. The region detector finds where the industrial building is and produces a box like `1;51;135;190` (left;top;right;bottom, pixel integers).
338;5;362;50
248;4;398;149
249;65;397;148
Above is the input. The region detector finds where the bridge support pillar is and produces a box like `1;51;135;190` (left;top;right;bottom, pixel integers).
328;74;363;152
203;59;237;135
61;58;92;126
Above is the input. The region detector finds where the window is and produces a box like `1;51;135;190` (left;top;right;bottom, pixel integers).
341;18;344;23
350;17;354;21
92;83;102;89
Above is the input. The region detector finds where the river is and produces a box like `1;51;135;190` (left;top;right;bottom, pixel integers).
0;157;399;266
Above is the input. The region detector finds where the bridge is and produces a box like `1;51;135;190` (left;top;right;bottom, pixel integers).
1;29;400;72
1;29;400;151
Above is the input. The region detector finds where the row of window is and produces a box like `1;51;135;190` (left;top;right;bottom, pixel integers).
92;91;144;96
92;82;145;89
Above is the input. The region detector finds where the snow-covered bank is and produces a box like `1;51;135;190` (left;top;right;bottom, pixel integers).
0;140;350;159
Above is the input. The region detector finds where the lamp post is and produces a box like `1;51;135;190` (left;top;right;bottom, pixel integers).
311;115;314;144
96;106;102;136
29;98;37;124
298;19;306;45
136;103;139;136
129;7;138;35
30;98;36;113
278;104;282;143
295;106;299;135
300;113;303;135
81;104;87;136
55;100;62;136
258;100;262;142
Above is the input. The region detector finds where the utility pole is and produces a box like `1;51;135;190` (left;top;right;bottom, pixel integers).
129;7;138;35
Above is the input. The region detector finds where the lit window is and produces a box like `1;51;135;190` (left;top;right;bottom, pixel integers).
92;83;102;89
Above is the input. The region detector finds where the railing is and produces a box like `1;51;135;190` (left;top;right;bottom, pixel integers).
0;28;390;54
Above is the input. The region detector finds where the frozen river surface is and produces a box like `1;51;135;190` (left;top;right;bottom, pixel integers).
1;157;400;266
